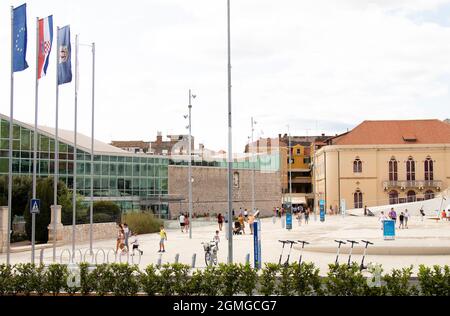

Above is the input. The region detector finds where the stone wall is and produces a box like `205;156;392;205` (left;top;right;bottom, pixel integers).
168;166;282;218
60;222;118;244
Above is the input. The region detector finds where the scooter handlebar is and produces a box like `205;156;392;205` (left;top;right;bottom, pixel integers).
334;240;346;244
297;240;310;245
361;240;374;245
347;240;359;244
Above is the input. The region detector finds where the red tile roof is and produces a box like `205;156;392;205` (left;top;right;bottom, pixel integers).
331;120;450;145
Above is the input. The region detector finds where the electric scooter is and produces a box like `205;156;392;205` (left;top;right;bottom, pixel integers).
297;240;310;265
346;240;359;265
334;240;346;265
360;240;374;271
278;240;288;265
283;240;297;267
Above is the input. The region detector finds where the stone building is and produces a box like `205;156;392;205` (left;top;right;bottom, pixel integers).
313;119;450;212
168;153;282;218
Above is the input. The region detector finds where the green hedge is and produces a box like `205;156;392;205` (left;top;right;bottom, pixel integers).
0;263;448;296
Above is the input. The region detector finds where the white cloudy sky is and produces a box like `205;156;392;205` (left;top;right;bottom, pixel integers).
1;0;450;152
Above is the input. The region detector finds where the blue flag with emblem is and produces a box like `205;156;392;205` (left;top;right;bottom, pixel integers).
13;3;29;72
57;25;72;85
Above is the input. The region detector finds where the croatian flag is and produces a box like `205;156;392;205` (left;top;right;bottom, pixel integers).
37;15;53;79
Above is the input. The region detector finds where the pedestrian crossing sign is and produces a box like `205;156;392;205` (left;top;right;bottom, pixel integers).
30;199;40;214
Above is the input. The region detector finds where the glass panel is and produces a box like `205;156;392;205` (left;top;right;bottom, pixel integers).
0;158;8;173
0;139;8;150
102;163;109;176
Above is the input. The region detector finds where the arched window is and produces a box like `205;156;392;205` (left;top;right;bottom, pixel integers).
424;157;434;181
406;157;415;181
407;190;416;203
353;158;362;173
354;189;363;208
389;190;399;205
388;157;398;181
424;190;434;200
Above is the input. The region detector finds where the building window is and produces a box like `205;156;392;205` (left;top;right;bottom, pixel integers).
424;157;434;181
353;158;362;173
406;157;415;181
389;190;399;205
424;190;434;200
388;157;398;181
296;148;301;155
354;189;363;208
407;190;416;203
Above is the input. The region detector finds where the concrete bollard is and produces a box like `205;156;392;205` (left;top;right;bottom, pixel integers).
272;216;276;224
157;253;162;268
174;253;180;264
39;248;44;265
245;253;250;265
281;216;285;229
191;253;196;268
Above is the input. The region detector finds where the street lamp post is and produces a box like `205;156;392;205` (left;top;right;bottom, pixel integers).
251;117;256;213
186;89;196;239
226;0;233;264
287;125;292;210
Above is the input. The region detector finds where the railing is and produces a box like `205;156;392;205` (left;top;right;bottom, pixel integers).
382;180;442;190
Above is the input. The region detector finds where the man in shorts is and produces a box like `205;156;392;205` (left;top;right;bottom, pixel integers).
179;213;185;233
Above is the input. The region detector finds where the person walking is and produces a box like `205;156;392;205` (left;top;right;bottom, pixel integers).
399;212;405;229
179;213;185;233
364;205;368;216
244;209;248;221
404;209;410;228
305;208;310;224
238;213;245;234
217;213;224;231
388;208;397;224
420;208;425;221
130;233;143;256
158;225;167;252
123;223;130;252
379;211;388;230
248;213;255;234
116;224;124;253
184;213;190;232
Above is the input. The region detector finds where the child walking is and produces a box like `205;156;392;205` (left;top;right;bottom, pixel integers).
158;225;167;253
130;233;143;256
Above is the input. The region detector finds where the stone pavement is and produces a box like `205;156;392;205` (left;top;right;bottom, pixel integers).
1;214;450;275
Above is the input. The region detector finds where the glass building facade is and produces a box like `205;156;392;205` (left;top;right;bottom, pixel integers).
0;116;169;215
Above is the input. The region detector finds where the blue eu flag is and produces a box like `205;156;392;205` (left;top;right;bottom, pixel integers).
13;4;29;72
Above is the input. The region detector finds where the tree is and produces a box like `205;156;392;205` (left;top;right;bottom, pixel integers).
24;177;73;243
0;175;32;218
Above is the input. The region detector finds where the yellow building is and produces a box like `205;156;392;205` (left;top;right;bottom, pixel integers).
313;120;450;212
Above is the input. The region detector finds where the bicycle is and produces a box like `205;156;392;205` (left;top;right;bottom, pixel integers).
202;241;218;266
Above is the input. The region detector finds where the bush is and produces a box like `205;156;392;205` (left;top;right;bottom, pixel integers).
259;263;280;296
93;201;121;223
291;262;323;296
217;263;242;296
418;265;450;296
200;266;221;296
122;212;162;234
140;264;161;296
383;266;418;296
45;264;68;296
0;264;14;295
325;263;367;296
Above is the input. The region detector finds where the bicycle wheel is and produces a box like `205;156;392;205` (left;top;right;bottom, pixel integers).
212;253;218;266
205;252;211;266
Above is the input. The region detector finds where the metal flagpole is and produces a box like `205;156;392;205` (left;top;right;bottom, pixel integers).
251;117;255;213
72;34;79;260
31;17;40;264
288;126;292;209
226;0;233;264
89;42;95;254
53;26;60;262
188;89;193;239
7;6;15;266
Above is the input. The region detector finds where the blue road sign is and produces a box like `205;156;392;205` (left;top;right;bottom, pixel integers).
320;199;325;222
30;199;40;214
286;212;292;230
